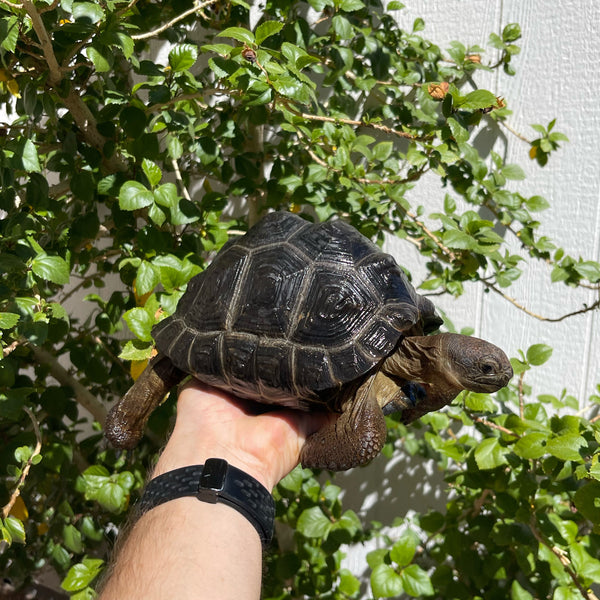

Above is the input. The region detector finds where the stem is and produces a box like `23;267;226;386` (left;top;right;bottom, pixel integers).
131;0;220;40
518;372;525;420
2;407;42;519
472;415;520;438
28;345;107;424
22;0;61;85
171;158;192;202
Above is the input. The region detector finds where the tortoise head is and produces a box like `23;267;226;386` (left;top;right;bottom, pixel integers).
443;333;513;393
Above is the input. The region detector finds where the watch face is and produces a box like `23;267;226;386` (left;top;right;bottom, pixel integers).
198;458;228;502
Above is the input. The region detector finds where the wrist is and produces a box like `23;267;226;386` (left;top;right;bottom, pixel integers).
152;428;276;491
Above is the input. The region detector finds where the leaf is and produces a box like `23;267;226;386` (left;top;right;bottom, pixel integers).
168;44;198;72
574;482;600;524
61;558;104;592
0;16;19;53
373;141;393;161
63;524;84;553
123;308;154;342
72;2;105;23
142;159;162;187
442;229;476;250
0;313;19;329
474;438;508;470
526;343;553;366
513;432;548;459
3;516;25;544
546;434;587;461
502;163;525;180
400;564;434;597
119;339;154;361
255;21;284;45
296;506;332;538
511;580;534;600
574;261;600;283
22;139;41;172
338;568;360;596
119;181;154;211
390;531;418;567
31;254;70;285
458;89;498;111
135;261;159;297
370;563;404;598
86;45;112;72
217;27;255;45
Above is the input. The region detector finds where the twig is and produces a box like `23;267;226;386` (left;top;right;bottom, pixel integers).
472;416;520;438
530;518;599;600
3;340;21;358
487;283;600;322
28;345;107;424
294;110;418;140
2;407;42;519
518;372;525;419
131;0;220;40
498;119;531;144
39;0;59;13
0;0;23;9
171;159;192;202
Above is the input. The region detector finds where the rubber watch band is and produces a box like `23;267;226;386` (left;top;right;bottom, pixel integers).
137;459;275;548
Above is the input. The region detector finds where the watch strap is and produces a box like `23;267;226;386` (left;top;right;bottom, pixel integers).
137;459;275;548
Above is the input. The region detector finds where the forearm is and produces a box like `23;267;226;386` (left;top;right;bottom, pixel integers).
99;495;263;600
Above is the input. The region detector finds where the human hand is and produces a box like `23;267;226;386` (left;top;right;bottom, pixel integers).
152;381;329;491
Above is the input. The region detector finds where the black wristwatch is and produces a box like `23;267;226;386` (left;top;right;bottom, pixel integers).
137;459;275;549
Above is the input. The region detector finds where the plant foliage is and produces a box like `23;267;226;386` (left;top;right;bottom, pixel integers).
0;0;599;598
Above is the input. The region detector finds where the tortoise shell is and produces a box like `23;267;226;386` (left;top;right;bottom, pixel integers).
152;212;437;410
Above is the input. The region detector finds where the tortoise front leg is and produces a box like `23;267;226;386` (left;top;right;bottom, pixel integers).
105;354;185;449
300;375;387;471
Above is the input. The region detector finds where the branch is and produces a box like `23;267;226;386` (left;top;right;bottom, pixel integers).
472;415;520;438
171;158;192;202
131;0;220;40
22;0;61;85
2;407;42;519
28;345;107;424
530;518;599;600
487;282;600;322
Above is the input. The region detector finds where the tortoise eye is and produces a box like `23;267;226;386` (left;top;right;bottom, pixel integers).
481;363;494;375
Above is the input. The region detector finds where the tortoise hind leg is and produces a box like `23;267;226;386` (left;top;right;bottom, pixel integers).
105;354;185;449
300;376;387;471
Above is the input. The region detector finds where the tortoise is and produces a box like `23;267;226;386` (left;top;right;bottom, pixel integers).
105;212;513;471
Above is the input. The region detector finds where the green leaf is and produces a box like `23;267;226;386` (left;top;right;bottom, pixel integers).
502;163;525;180
142;159;162;187
255;21;284;45
22;139;41;172
119;339;154;361
574;481;600;524
72;2;105;23
296;506;332;538
339;0;365;9
442;229;476;250
370;563;404;598
119;181;154;211
526;343;553;366
513;432;548;459
61;558;104;592
574;261;600;283
96;481;126;513
373;141;393;161
0;313;20;329
136;261;159;296
169;44;198;72
123;308;154;342
400;564;434;597
217;27;255;45
86;45;112;72
474;438;508;470
0;16;19;53
3;516;25;544
63;524;84;553
31;254;70;285
153;182;178;208
546;433;586;461
511;580;534;600
390;531;418;567
338;568;360;596
458;89;498;111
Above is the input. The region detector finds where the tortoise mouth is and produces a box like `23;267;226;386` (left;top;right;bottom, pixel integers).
468;365;513;392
